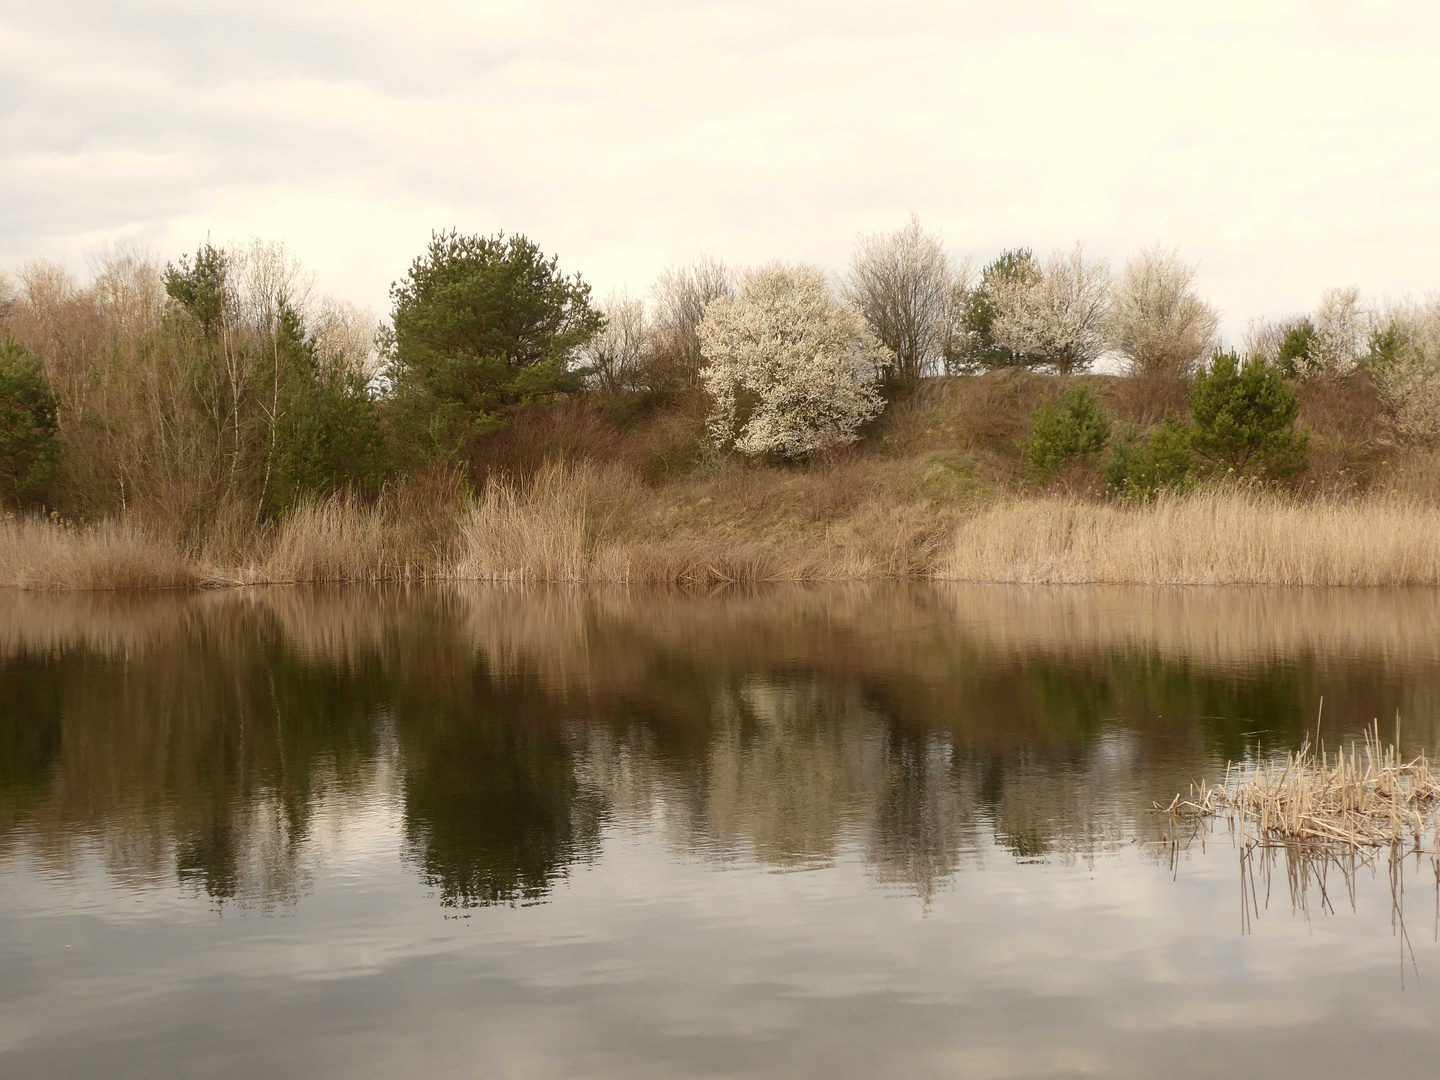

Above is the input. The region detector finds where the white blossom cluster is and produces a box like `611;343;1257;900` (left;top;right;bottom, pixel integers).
698;264;893;459
989;246;1112;376
1108;246;1219;378
1372;298;1440;445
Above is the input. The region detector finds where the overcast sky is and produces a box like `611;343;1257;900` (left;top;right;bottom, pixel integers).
3;0;1437;339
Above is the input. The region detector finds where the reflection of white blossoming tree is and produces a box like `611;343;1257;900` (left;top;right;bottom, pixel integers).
698;264;893;459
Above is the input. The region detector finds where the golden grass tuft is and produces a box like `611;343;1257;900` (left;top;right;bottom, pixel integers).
939;490;1440;586
229;497;426;585
0;515;200;591
450;461;594;582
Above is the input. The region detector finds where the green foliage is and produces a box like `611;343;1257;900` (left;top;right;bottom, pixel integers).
164;243;230;337
387;230;604;451
0;335;61;507
950;249;1040;372
1275;319;1316;377
1190;351;1307;475
265;303;388;513
1366;320;1410;368
1104;417;1194;498
1023;385;1111;478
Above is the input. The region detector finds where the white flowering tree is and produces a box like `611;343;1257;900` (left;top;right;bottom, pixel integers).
698;264;892;458
1109;246;1218;379
1306;286;1369;377
990;245;1111;375
1371;298;1440;444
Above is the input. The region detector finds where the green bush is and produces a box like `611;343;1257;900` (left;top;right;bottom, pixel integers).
1275;320;1316;377
265;304;389;513
1022;386;1111;478
1190;351;1308;476
0;335;60;508
1104;417;1193;498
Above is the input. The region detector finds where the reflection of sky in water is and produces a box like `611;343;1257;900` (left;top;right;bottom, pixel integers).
6;817;1438;1078
3;583;1440;1078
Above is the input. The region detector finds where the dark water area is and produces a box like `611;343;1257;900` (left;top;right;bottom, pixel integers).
3;583;1440;1078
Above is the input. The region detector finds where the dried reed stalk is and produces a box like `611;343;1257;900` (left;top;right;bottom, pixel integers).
1161;721;1440;854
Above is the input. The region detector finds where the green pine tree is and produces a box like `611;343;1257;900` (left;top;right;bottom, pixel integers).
0;336;61;508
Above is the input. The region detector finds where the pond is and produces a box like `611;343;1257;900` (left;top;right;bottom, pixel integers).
3;583;1440;1078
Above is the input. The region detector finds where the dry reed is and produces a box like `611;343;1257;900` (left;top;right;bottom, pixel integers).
939;490;1440;586
224;496;432;586
0;515;199;591
1162;723;1440;854
450;460;842;584
8;476;1440;592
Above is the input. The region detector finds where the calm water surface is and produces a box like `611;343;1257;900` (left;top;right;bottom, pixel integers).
4;583;1440;1078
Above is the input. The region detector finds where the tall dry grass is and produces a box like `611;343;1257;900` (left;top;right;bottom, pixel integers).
450;459;805;584
222;495;441;585
7;476;1440;592
0;516;199;590
939;490;1440;586
448;459;926;583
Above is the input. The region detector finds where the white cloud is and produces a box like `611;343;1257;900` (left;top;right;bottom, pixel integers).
1;0;1437;337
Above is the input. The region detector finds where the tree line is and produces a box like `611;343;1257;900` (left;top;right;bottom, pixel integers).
2;219;1438;521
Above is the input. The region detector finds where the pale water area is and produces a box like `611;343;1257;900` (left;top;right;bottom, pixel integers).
3;583;1440;1079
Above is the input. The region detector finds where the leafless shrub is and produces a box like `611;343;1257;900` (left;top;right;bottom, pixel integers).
1245;314;1310;363
649;256;734;389
582;290;648;394
846;214;966;382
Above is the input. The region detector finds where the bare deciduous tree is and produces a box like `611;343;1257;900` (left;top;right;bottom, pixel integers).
582;290;648;394
650;256;733;388
1109;247;1218;379
231;239;314;336
311;298;381;377
846;214;962;382
990;245;1111;376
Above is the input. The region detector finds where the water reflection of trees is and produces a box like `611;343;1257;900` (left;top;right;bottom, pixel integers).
1;583;1438;909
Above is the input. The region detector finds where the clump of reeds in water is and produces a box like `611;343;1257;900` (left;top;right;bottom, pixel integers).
1162;721;1440;855
1162;720;1440;958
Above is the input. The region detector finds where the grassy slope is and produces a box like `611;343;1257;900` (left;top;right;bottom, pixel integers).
5;371;1439;589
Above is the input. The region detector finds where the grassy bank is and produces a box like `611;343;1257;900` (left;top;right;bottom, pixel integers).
6;477;1440;591
938;492;1440;586
4;374;1439;591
